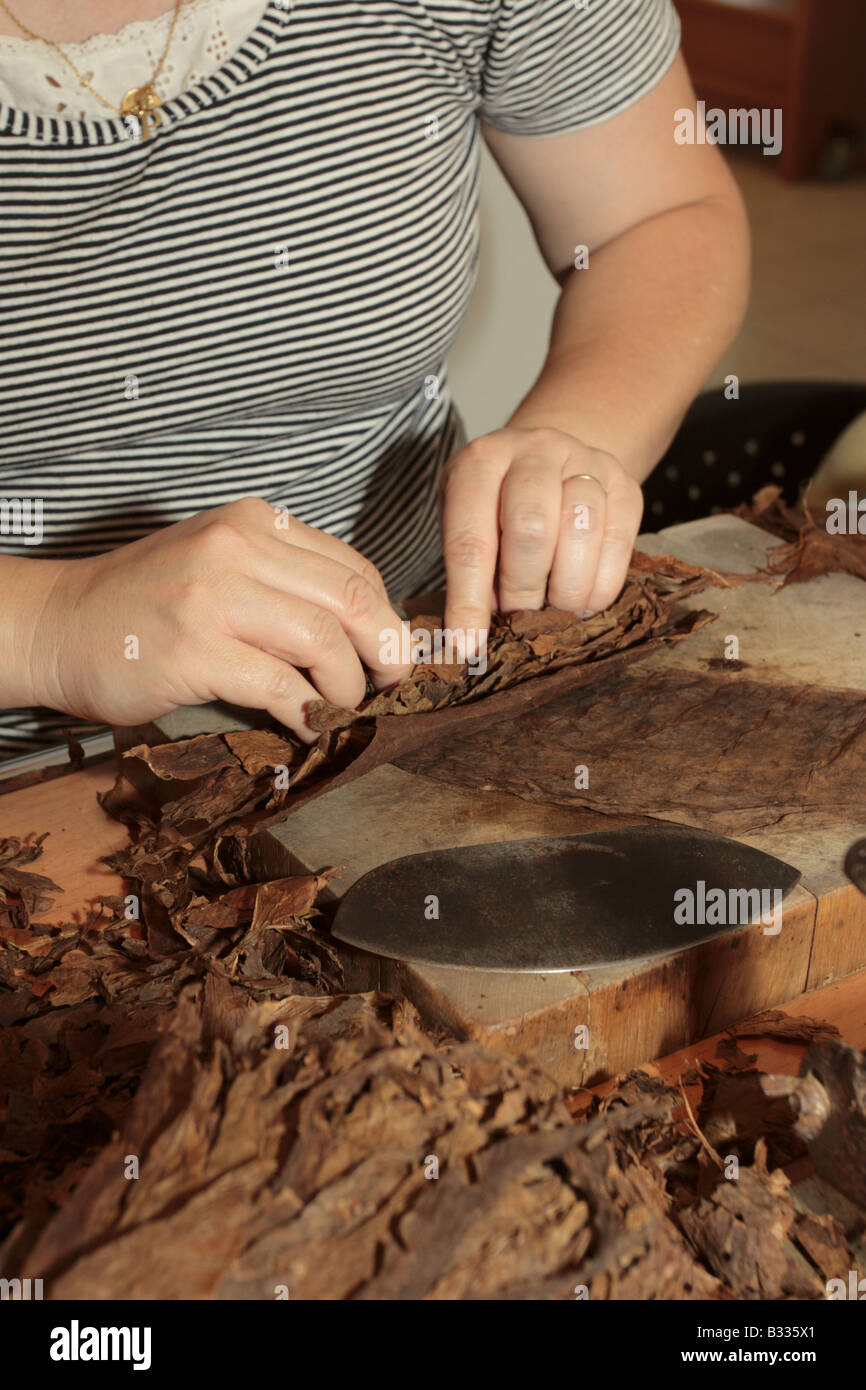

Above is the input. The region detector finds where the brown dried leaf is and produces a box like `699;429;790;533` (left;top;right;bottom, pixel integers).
736;485;866;587
730;1011;841;1045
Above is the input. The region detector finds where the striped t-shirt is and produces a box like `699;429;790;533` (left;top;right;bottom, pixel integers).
0;0;680;756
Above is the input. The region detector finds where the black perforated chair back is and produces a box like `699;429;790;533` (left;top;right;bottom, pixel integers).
644;381;866;527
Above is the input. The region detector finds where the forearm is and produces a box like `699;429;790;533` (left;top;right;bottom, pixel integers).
507;193;751;482
0;555;65;708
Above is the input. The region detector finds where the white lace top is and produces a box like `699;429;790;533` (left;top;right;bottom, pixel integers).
0;0;269;121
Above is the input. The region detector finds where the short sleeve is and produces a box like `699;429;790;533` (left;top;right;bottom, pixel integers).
480;0;681;136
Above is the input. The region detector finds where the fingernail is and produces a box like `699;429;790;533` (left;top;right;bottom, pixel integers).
582;609;596;619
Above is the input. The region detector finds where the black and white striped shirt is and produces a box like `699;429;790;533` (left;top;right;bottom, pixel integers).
0;0;679;755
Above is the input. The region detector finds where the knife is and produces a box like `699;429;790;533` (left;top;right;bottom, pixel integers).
331;824;801;973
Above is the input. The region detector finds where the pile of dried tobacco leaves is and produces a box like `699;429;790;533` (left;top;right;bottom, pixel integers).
2;844;863;1300
1;545;864;1298
736;483;866;587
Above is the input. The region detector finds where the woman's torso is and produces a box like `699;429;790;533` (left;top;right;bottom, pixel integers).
0;0;482;596
0;0;680;756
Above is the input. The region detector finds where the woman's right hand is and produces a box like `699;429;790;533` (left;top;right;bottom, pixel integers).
19;497;413;742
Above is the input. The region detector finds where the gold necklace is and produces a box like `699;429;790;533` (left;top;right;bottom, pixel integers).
0;0;184;139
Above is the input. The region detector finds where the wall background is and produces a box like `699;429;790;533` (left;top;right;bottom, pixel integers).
447;143;866;446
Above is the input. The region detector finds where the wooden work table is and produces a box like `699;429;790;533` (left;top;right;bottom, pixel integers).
2;511;865;1087
1;754;864;1091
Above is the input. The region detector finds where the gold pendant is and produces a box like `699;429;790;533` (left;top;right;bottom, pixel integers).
121;83;163;140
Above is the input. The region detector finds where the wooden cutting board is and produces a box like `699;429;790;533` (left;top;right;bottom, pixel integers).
108;514;866;1084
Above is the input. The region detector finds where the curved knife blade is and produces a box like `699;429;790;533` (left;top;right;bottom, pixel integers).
331;824;801;973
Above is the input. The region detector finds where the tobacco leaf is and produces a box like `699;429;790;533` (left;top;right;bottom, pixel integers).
222;729;298;776
735;485;866;587
716;1036;759;1070
63;730;86;772
793;1210;858;1285
396;667;866;836
124;735;238;782
306;554;726;733
3;986;721;1300
0;836;63;933
5;984;862;1301
251;869;341;925
0;831;344;1241
696;1071;809;1173
678;1140;826;1299
730;1011;842;1045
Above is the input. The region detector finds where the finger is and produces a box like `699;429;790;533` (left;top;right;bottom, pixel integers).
496;461;561;612
223;578;368;709
583;474;644;614
441;444;504;640
204;636;325;744
266;508;390;599
547;474;606;614
200;497;391;601
241;541;413;690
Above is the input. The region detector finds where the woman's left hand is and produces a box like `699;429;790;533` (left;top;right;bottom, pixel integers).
441;425;644;638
